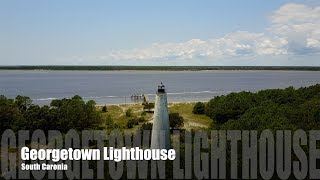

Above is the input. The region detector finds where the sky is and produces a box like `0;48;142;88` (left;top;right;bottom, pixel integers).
0;0;320;66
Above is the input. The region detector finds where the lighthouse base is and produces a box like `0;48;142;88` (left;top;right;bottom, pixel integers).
150;93;170;149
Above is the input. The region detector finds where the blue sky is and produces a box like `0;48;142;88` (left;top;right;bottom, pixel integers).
0;0;319;66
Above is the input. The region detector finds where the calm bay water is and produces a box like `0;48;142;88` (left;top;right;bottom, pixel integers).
1;70;320;105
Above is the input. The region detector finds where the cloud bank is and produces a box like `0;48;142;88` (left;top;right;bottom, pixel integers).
95;3;320;64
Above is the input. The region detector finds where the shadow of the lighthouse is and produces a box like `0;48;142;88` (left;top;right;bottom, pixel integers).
150;83;170;149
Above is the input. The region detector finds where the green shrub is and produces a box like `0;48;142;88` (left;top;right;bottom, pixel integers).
138;116;145;122
127;118;138;128
105;114;114;129
192;102;205;114
125;108;133;117
140;123;153;131
169;112;184;129
127;120;134;128
102;105;107;112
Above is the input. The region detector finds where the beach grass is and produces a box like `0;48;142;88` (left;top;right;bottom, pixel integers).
168;102;212;130
98;102;212;131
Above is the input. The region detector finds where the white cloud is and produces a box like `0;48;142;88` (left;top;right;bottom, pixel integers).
270;3;320;54
101;31;288;61
92;3;320;63
215;31;288;56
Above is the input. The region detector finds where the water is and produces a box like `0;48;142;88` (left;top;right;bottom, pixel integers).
1;70;320;105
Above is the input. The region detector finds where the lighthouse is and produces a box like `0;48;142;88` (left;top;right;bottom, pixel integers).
150;83;170;149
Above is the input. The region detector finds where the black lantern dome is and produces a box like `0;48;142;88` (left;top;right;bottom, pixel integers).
157;82;166;93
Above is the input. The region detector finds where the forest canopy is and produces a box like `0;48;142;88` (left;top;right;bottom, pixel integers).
204;84;320;131
0;95;103;133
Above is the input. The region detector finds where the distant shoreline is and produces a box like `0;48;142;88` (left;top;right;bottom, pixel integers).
1;66;320;71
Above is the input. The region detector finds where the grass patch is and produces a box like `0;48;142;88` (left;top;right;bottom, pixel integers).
98;102;212;131
168;102;212;130
99;104;153;132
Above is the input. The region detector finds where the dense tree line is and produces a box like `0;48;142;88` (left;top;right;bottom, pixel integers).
0;95;103;134
203;84;320;131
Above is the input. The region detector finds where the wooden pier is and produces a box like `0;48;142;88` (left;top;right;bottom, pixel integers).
130;94;143;99
130;94;149;103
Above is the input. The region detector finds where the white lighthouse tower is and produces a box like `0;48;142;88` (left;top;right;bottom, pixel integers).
150;83;170;149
